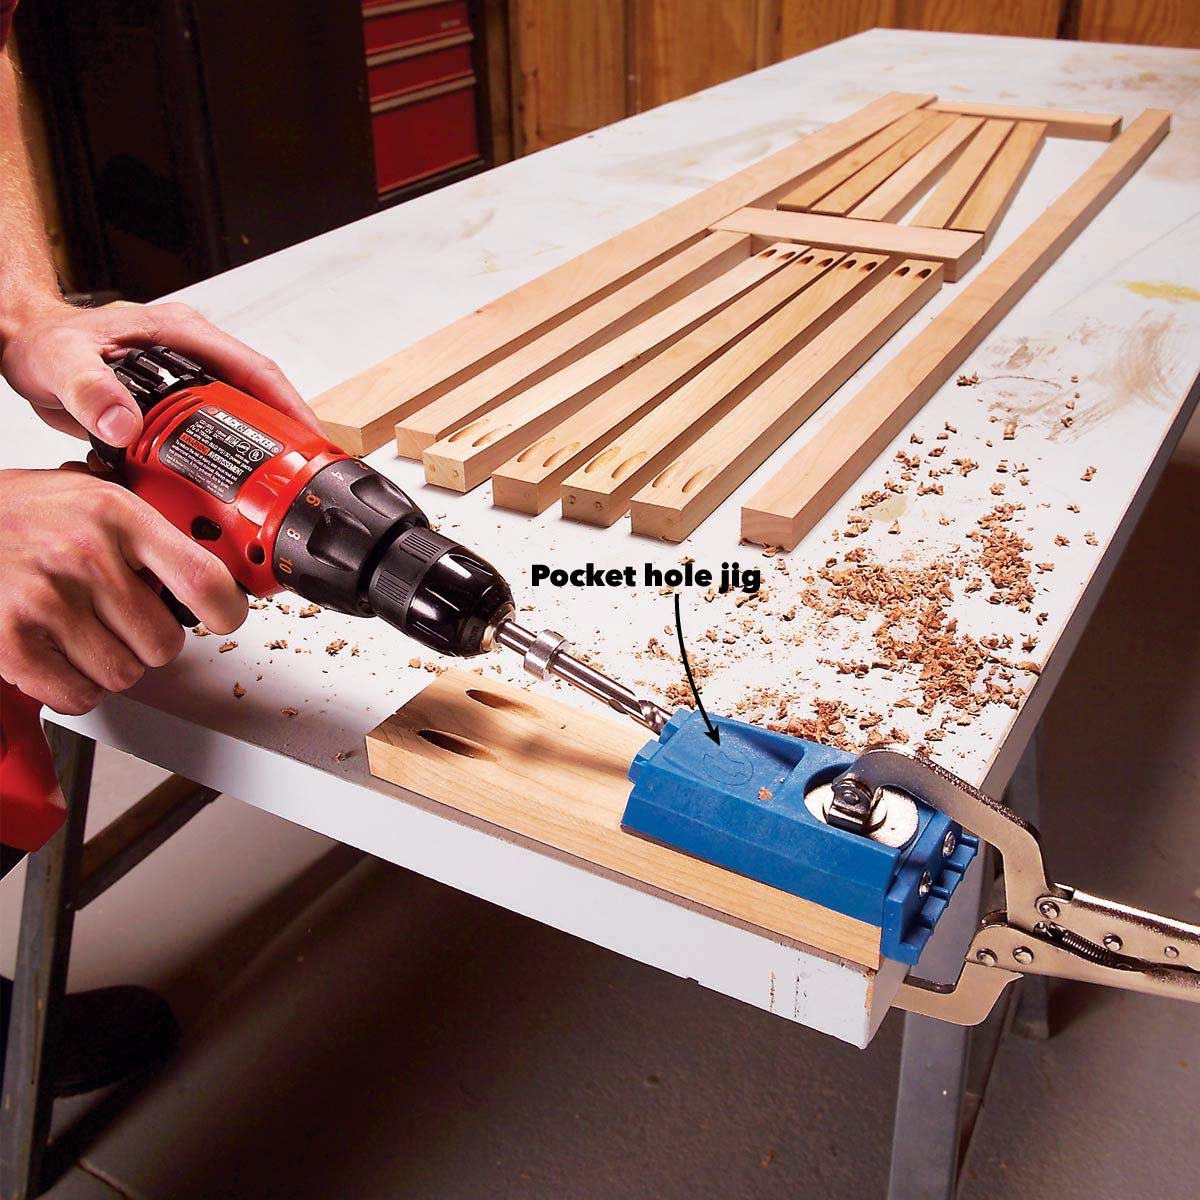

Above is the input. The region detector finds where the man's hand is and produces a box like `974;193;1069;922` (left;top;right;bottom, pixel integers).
0;467;248;715
0;300;322;446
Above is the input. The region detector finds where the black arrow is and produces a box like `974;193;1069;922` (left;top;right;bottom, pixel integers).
673;593;720;745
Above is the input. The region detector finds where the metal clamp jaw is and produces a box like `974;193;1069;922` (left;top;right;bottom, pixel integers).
833;748;1200;1026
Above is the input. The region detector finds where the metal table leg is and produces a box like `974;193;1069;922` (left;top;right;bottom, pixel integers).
1;725;95;1200
886;730;1045;1200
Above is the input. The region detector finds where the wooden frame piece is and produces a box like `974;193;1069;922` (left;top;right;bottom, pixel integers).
913;119;1014;229
811;112;955;215
740;110;1171;551
629;257;944;542
423;245;800;491
951;121;1046;246
366;669;881;967
393;231;749;457
312;92;934;452
490;245;833;514
929;101;1120;141
711;208;982;280
559;249;885;527
776;110;929;212
849;116;982;222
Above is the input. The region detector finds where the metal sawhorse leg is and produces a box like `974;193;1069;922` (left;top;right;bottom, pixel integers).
1;724;217;1199
886;734;1049;1200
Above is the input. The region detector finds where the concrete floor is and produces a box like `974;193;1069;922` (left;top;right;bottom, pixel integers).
2;421;1198;1199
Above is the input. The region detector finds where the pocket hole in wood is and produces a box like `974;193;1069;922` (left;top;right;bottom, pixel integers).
800;254;814;264
472;424;510;448
820;257;834;266
610;450;647;481
681;466;714;495
842;259;857;269
896;265;911;275
466;687;539;718
418;729;496;760
761;247;777;257
862;260;879;270
918;267;932;278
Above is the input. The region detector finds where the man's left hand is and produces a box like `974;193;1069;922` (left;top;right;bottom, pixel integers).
0;300;322;446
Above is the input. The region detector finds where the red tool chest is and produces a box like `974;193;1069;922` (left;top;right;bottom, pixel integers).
361;1;483;198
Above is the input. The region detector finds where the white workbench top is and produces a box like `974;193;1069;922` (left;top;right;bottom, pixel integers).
5;30;1199;1045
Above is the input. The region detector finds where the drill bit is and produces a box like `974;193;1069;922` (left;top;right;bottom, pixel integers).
492;618;671;735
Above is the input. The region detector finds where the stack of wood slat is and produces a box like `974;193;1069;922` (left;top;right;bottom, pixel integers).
313;95;1168;547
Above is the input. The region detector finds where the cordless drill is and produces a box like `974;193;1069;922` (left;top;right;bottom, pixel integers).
1;347;668;851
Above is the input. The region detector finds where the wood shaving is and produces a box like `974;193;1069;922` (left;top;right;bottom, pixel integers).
1081;465;1097;481
232;683;245;698
281;707;299;717
298;604;321;618
218;640;238;653
325;639;347;656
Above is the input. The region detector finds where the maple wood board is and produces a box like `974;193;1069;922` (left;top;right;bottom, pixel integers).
559;249;883;527
489;244;829;514
629;258;943;542
776;110;929;212
311;92;933;453
929;101;1121;141
421;246;796;492
811;112;955;216
741;108;1172;551
711;208;982;279
913;119;1015;229
951;121;1046;246
365;669;882;968
393;231;750;458
848;116;982;222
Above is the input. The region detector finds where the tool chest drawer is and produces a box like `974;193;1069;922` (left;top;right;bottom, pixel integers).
371;77;480;195
362;1;471;55
367;34;474;102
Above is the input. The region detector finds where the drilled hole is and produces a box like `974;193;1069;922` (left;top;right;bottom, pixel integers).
681;467;713;496
918;267;932;278
779;250;795;260
762;247;776;257
896;265;911;276
843;259;857;269
466;688;539;718
418;729;496;760
863;260;879;270
820;257;834;266
800;254;814;264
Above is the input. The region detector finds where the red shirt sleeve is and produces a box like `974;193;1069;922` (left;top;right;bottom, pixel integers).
0;1;18;51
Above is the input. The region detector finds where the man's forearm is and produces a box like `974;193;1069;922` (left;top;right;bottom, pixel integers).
0;50;65;353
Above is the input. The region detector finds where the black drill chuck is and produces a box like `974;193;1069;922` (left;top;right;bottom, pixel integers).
278;458;512;657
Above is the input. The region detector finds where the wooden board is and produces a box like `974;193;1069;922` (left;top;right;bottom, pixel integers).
311;92;933;453
848;115;982;221
812;112;956;215
393;231;750;458
365;669;882;968
928;100;1121;140
711;208;982;279
559;250;886;527
913;118;1014;228
776;110;929;212
629;257;943;541
740;108;1172;551
489;245;833;514
951;120;1046;245
422;245;798;491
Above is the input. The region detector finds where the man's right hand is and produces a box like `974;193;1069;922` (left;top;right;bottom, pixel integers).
0;467;248;715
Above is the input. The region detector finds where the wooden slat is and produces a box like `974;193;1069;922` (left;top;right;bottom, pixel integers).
812;112;956;215
928;101;1121;141
629;258;943;542
311;92;934;453
422;245;799;492
366;669;882;968
951;121;1046;246
913;119;1014;228
777;110;929;211
849;116;982;221
490;245;833;514
711;208;982;280
740;109;1171;552
393;231;749;458
560;250;887;527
